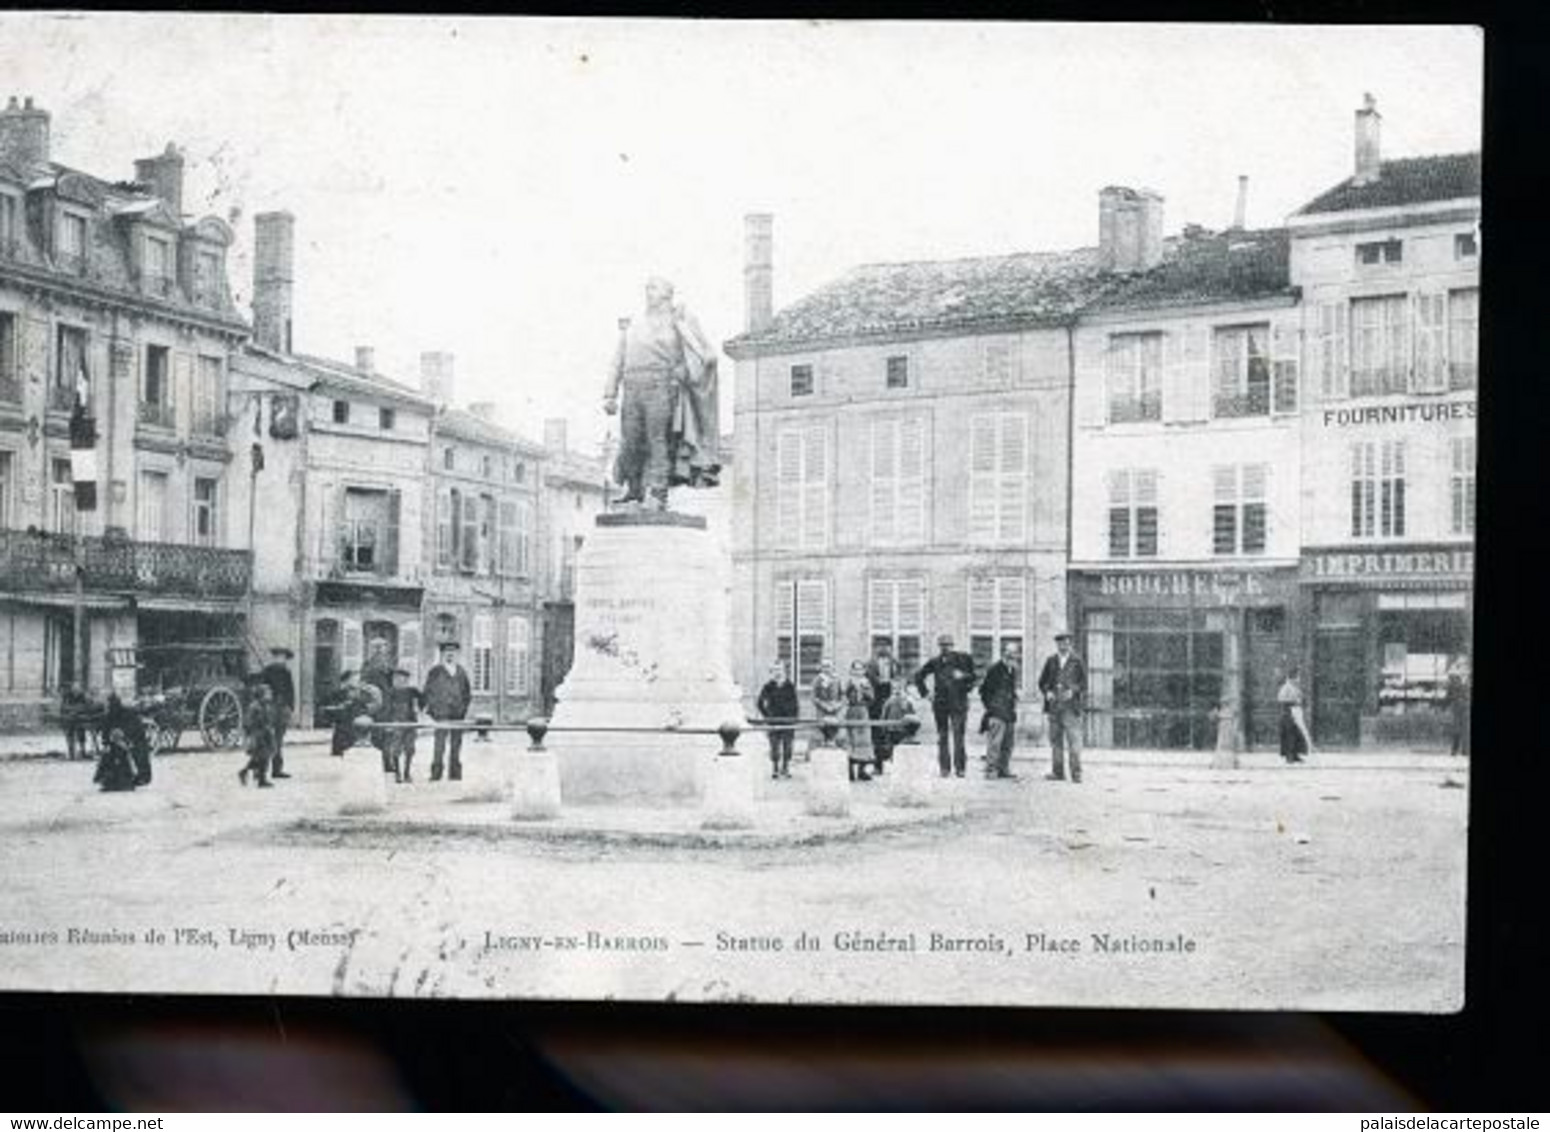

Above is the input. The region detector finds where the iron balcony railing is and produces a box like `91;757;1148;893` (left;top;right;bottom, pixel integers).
0;529;251;600
137;400;177;430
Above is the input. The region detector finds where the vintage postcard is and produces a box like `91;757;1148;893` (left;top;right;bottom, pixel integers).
0;16;1478;1008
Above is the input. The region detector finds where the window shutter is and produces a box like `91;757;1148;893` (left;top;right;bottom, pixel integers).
1076;345;1107;428
998;414;1027;543
384;489;401;577
436;487;452;570
1213;465;1238;502
1107;468;1131;507
1272;322;1300;413
776;430;801;547
775;580;795;638
997;576;1026;639
1242;464;1268;500
23;315;50;385
1332;302;1350;400
899;580;924;638
1413;291;1448;393
795;579;828;637
870;420;896;544
316;480;336;568
1103;337;1126;424
968;576;995;636
172;350;193;420
801;426;827;549
460;494;478;571
399;620;421;685
342;620;363;674
868;579;894;640
1182;326;1211;421
968;416;997;544
507;616;531;697
899;417;925;544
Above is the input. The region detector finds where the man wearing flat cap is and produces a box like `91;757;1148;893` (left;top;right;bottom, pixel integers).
913;633;978;778
260;645;296;779
423;640;472;781
1037;630;1087;783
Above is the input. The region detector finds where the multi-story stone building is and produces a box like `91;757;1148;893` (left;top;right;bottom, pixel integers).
1288;98;1479;749
232;212;435;724
424;386;544;725
0;96;249;723
1069;192;1303;751
535;417;608;714
724;214;1098;706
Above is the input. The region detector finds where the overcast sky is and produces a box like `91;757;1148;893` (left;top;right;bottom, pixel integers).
2;16;1481;450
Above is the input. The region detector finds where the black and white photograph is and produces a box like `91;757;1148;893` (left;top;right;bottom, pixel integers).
0;16;1481;1010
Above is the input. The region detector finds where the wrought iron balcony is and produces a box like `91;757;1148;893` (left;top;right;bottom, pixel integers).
0;529;250;600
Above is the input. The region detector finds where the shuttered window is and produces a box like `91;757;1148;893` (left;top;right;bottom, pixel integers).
868;578;925;676
776;425;828;550
1351;441;1405;539
1107;332;1163;422
1450;436;1476;536
1212;464;1268;556
1448;288;1478;390
472;613;494;694
869;417;925;545
968;576;1026;681
1350;295;1409;397
775;578;829;687
1107;469;1158;559
506;615;530;697
968;413;1027;546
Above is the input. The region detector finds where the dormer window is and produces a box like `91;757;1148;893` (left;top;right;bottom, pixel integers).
58;212;87;268
144;233;173;295
1355;239;1402;267
194;248;222;304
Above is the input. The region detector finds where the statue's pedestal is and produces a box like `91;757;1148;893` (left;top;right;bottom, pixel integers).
548;512;745;806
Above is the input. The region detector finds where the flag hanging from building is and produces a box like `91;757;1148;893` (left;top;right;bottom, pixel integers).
68;353;97;511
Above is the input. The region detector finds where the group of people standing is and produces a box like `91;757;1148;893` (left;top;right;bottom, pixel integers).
238;646;296;788
317;639;473;785
754;630;1091;785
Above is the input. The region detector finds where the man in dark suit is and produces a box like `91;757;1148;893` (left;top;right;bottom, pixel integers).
260;646;297;779
1037;630;1087;783
423;641;473;781
913;633;978;778
979;641;1021;780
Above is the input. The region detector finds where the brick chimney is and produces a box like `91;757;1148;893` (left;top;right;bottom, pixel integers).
1098;186;1164;274
252;211;295;355
420;351;454;406
1354;93;1382;187
0;96;50;166
1231;175;1249;230
743;212;774;333
134;143;185;216
355;346;375;373
543;418;568;455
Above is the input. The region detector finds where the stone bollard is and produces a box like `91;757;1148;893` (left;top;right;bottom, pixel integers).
337;717;389;815
804;743;851;818
885;740;935;809
457;723;507;803
702;721;755;831
1211;704;1240;770
510;718;561;821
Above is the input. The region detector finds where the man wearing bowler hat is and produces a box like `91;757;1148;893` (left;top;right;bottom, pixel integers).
260;646;297;779
1037;629;1088;783
423;640;472;781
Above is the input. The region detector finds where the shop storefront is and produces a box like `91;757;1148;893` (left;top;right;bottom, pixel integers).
1301;546;1473;749
1071;567;1301;751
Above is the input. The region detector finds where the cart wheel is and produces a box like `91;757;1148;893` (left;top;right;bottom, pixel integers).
199;687;244;749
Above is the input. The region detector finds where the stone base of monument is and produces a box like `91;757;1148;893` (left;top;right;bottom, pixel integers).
885;741;936;809
804;745;852;817
510;749;563;821
548;511;745;807
337;742;389;815
700;752;757;830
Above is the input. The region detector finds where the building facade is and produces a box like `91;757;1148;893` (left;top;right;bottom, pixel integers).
232;212;435;726
724;216;1094;712
1069;200;1303;751
1288;99;1479;749
0;97;249;724
535;418;608;715
424;394;543;725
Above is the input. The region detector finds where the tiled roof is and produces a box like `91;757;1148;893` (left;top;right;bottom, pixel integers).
1086;228;1293;314
1295;152;1481;215
286;352;434;408
725;247;1116;353
437;406;543;453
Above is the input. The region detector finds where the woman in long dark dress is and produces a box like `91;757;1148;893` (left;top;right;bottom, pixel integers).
1277;667;1312;763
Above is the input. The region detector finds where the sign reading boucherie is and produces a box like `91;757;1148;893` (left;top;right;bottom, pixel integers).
1301;546;1474;583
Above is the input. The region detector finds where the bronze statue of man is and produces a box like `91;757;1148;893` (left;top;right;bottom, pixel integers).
604;277;721;510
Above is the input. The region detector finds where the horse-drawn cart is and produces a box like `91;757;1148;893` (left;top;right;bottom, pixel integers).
111;639;254;753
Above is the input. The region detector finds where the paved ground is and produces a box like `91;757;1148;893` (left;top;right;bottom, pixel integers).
0;734;1469;1010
